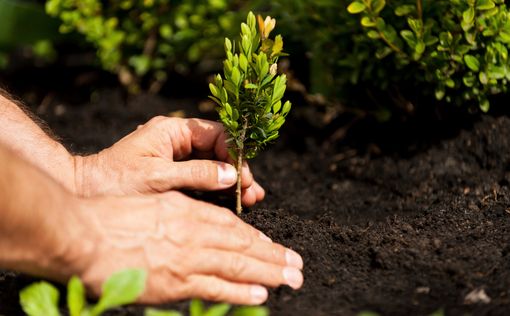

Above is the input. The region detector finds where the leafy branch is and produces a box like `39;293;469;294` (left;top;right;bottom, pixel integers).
209;12;291;214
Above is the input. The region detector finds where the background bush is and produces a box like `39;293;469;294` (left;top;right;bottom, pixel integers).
5;0;509;118
258;0;510;118
45;0;251;93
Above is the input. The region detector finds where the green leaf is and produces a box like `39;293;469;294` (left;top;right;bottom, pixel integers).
400;30;416;47
20;281;60;316
367;30;380;39
272;101;282;113
347;2;366;14
68;276;86;316
463;7;475;24
435;87;445;100
476;0;495;10
225;103;233;118
282;101;292;115
91;269;147;316
464;54;480;72
224;37;232;52
428;308;445;316
190;299;204;316
231;306;269;316
239;54;248;73
357;312;381;316
463;75;476;87
145;308;183;316
204;303;231;316
479;97;490;112
361;17;376;27
394;5;415;16
372;0;386;14
407;18;422;35
272;35;283;57
209;83;220;98
479;71;488;84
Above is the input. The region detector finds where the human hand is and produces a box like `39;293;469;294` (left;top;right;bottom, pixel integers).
73;191;303;305
74;117;264;207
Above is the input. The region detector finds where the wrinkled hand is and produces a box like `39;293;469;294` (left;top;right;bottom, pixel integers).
74;191;303;305
74;117;264;207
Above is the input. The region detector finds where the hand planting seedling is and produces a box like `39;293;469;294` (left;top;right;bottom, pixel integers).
209;11;291;214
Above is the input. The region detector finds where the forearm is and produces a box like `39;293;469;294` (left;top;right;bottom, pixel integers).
0;144;94;281
0;92;77;193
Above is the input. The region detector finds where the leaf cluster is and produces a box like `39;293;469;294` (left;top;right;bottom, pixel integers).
19;269;268;316
146;298;268;316
347;0;510;112
209;12;291;160
45;0;245;92
20;269;146;316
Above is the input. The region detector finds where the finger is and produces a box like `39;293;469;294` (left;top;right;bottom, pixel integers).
150;159;237;191
253;181;265;201
241;187;258;207
187;250;303;289
168;221;303;269
186;275;268;305
240;161;254;189
184;118;230;160
157;191;272;243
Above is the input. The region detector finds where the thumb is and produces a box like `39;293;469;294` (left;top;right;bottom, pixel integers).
158;160;238;191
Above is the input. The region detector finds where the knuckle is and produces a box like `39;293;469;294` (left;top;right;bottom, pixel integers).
166;220;192;246
234;230;253;251
149;115;168;124
228;254;247;279
273;244;286;264
203;279;224;302
212;207;237;226
189;163;215;182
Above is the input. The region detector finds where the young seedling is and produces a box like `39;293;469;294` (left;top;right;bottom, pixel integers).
19;270;268;316
209;11;291;214
19;269;146;316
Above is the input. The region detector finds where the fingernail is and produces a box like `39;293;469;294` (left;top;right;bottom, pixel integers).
250;285;268;304
283;267;303;289
259;232;272;242
218;164;237;185
285;249;303;269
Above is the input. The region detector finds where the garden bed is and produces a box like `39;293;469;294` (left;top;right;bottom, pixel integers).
1;88;510;316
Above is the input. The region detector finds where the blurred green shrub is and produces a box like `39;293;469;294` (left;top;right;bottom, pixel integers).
260;0;510;117
45;0;249;93
0;0;59;68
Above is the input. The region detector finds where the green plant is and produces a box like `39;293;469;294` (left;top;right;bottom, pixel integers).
145;298;269;316
208;11;291;214
0;0;59;68
20;268;146;316
20;270;268;316
347;0;510;112
45;0;250;93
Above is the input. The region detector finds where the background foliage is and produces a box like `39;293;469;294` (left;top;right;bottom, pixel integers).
45;0;249;93
3;0;510;117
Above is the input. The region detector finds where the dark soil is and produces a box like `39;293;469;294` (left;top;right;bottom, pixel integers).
1;89;510;316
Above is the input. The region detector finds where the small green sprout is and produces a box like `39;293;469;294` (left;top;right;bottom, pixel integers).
19;271;268;316
209;11;291;214
145;298;269;316
20;268;146;316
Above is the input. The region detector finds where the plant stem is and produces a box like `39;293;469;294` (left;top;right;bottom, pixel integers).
236;118;248;214
236;147;243;214
417;0;423;21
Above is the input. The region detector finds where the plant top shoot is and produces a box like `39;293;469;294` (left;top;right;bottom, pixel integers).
209;11;291;214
